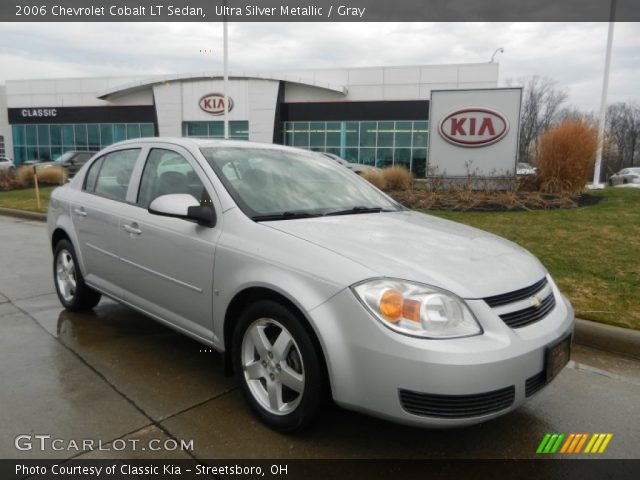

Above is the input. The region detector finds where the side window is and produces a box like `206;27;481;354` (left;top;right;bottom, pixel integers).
137;148;212;209
93;149;140;201
83;156;104;193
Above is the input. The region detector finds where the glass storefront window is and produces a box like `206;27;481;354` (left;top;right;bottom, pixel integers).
376;121;394;148
75;125;87;148
359;122;377;148
309;122;325;148
87;125;100;148
11;122;155;165
26;125;37;145
100;124;113;145
12;125;25;146
113;124;126;142
37;125;50;146
126;124;141;139
281;120;430;177
141;124;155;137
62;125;74;145
325;122;341;147
50;125;62;145
181;121;249;140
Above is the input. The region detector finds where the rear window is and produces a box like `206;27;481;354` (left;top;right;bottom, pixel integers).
92;149;141;201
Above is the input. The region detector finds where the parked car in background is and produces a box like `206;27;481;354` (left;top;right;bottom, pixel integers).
609;167;640;186
321;152;380;175
47;138;574;432
0;157;15;173
516;162;537;176
36;151;95;177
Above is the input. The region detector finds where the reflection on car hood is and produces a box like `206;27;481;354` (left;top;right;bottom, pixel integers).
265;210;547;298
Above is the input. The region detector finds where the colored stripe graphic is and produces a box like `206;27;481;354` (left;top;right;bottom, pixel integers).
536;433;552;453
585;433;614;454
539;433;613;454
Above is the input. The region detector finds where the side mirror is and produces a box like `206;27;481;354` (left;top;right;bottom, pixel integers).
148;194;216;228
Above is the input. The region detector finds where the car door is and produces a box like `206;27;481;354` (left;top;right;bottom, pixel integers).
117;146;220;342
71;148;142;296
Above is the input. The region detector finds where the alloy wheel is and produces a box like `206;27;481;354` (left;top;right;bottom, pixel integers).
241;318;305;415
56;249;77;302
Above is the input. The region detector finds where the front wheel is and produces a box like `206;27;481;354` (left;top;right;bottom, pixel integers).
53;239;101;311
232;300;325;432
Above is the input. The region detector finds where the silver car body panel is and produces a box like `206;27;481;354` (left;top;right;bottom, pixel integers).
48;137;575;427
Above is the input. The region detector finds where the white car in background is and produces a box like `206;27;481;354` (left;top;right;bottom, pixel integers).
609;167;640;186
516;162;537;176
0;157;15;173
321;152;380;175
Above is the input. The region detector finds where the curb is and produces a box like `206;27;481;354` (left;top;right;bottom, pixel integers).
0;207;47;222
574;318;640;359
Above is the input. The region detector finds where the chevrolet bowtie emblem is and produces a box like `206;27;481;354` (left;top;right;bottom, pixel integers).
531;296;542;308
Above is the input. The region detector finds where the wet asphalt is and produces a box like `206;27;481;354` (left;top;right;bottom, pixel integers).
0;215;638;461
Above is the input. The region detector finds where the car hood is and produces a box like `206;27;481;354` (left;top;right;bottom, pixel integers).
264;210;547;299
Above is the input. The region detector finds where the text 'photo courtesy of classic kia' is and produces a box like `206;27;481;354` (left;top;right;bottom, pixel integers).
47;138;574;432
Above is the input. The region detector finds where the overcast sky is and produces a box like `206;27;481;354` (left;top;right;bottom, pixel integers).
0;22;638;112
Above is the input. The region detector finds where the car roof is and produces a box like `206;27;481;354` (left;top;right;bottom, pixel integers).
111;137;304;154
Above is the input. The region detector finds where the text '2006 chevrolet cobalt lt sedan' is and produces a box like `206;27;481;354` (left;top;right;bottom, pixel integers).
47;138;574;432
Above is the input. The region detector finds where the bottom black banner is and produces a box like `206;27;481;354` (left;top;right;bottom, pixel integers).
4;459;640;480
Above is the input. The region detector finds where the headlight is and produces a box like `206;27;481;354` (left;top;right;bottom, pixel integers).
352;279;482;339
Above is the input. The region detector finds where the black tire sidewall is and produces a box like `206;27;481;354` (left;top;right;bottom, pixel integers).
232;300;324;432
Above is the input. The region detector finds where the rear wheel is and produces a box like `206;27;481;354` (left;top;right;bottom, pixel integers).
232;300;325;432
53;239;101;311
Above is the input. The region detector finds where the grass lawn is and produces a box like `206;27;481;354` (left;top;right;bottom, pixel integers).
428;188;640;330
0;186;56;214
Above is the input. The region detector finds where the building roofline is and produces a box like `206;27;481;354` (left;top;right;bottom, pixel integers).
97;72;348;99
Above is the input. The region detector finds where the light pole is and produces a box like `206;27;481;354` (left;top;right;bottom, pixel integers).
490;47;504;63
222;0;229;140
592;0;617;188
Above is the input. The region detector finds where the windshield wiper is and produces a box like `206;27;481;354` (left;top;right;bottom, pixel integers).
252;211;323;222
324;206;390;217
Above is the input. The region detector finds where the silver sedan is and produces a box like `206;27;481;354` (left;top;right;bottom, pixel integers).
609;167;640;186
47;138;574;432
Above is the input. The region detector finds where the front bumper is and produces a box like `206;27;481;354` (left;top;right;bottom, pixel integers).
308;276;574;427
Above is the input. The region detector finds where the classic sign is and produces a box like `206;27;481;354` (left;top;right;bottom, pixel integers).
438;107;509;147
199;94;233;115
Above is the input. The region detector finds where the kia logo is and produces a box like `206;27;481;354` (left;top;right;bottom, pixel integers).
199;93;233;115
438;108;509;147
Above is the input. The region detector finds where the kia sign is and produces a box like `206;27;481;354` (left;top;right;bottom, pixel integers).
438;107;509;147
199;93;233;115
428;88;522;179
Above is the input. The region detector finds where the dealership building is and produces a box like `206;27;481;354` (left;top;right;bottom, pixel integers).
0;62;499;177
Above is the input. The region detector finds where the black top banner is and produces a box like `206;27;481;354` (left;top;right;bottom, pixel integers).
5;0;639;22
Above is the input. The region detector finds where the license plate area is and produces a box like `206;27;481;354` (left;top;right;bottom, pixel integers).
545;334;571;382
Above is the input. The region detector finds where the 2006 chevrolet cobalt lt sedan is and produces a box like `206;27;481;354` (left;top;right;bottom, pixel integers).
47;138;574;432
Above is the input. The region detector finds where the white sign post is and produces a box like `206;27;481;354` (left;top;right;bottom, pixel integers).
428;88;522;180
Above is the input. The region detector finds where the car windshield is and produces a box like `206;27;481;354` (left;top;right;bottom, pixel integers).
201;147;401;220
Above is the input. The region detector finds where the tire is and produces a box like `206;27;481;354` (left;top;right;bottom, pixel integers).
53;239;101;311
232;300;325;432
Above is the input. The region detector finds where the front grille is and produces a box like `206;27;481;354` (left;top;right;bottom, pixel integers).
399;386;515;419
483;278;548;307
525;371;547;397
499;292;556;328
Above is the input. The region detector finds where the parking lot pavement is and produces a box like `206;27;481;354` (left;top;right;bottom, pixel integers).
0;216;639;460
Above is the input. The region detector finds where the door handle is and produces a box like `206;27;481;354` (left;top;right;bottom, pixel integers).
122;223;142;236
73;207;87;217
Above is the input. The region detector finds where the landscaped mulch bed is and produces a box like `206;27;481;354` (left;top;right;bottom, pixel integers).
388;189;602;212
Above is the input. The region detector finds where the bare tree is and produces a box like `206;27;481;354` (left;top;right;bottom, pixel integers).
507;76;568;164
604;102;640;175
